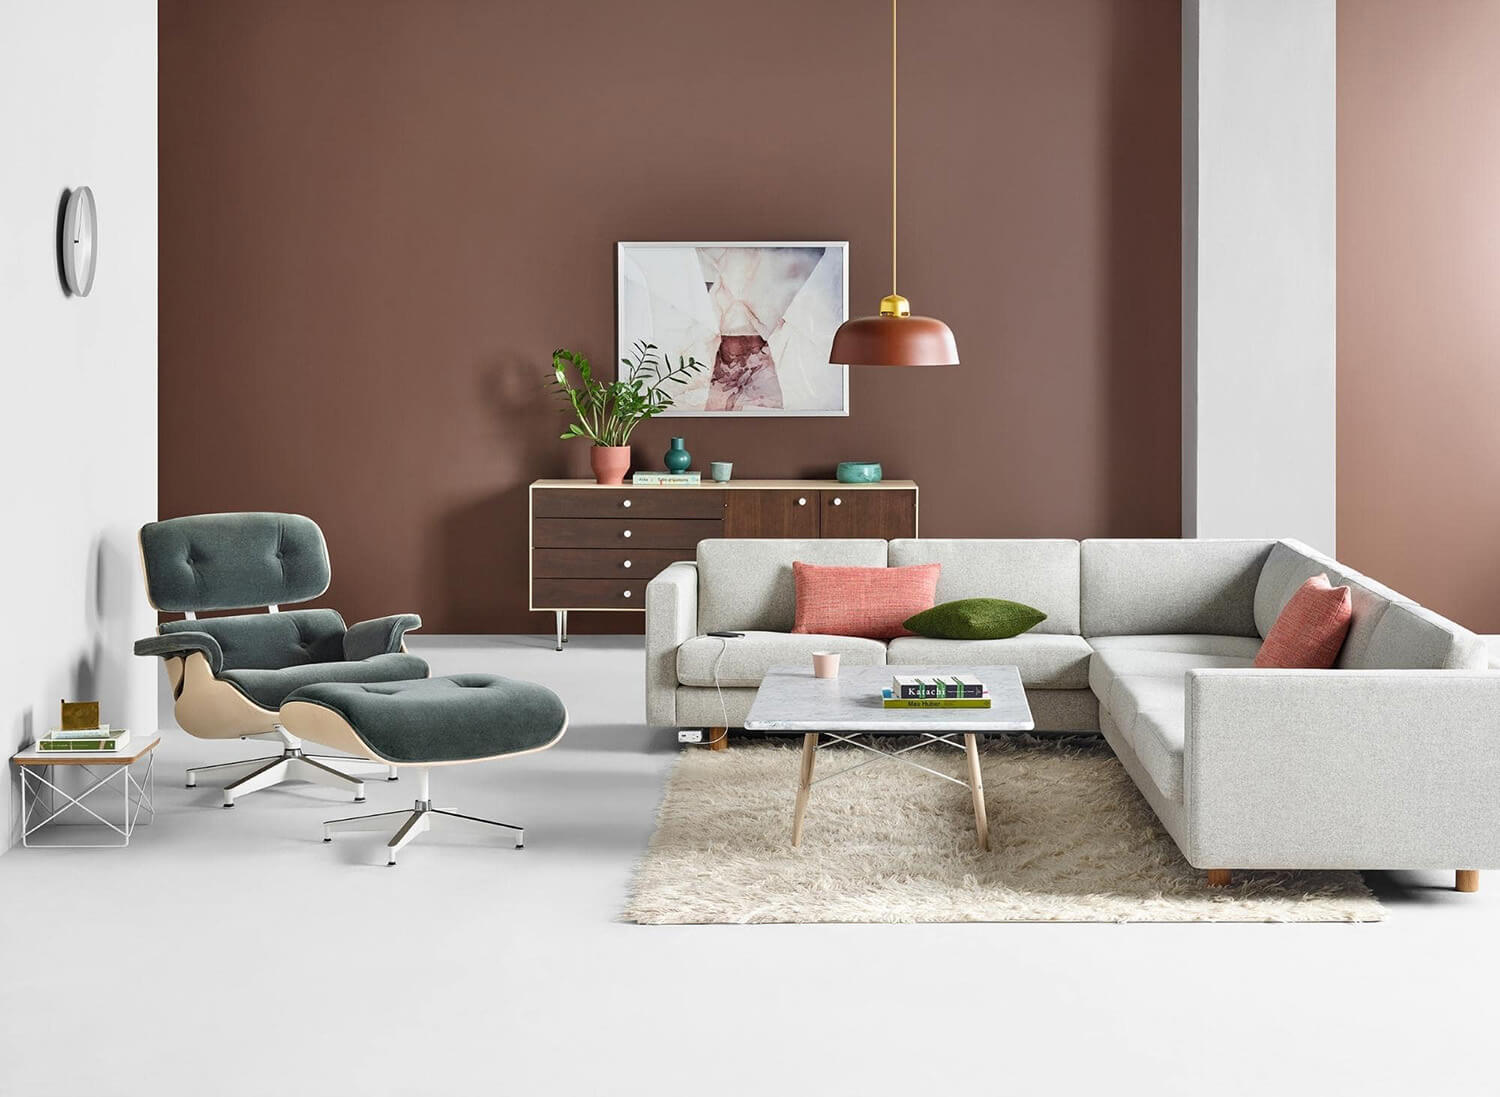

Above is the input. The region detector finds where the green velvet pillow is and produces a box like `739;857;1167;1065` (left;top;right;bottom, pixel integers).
903;598;1047;641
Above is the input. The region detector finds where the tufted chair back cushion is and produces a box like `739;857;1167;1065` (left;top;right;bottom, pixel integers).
161;609;346;671
140;512;330;612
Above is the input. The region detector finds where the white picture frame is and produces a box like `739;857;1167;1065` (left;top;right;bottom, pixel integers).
616;241;850;417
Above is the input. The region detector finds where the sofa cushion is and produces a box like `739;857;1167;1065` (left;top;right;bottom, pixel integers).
1086;633;1263;658
1088;645;1256;716
1357;602;1488;670
791;561;940;640
677;632;886;688
221;652;429;710
888;539;1081;634
887;634;1093;689
1112;677;1188;803
697;539;888;634
1252;540;1406;667
1080;539;1273;638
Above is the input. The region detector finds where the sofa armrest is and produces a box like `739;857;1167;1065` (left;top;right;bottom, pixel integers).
645;562;698;726
343;613;423;661
134;631;224;676
1185;668;1500;870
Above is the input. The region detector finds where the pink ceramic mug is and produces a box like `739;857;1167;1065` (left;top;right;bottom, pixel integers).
812;651;841;679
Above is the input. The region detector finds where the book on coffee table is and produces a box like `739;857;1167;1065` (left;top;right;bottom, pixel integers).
881;689;991;710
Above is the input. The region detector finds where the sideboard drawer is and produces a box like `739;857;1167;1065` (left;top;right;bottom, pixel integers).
533;517;723;550
533;488;726;520
532;548;687;579
533;578;645;610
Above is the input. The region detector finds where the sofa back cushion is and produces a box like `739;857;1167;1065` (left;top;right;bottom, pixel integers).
888;539;1081;635
1252;539;1407;667
1354;601;1488;670
697;539;888;633
1080;539;1273;638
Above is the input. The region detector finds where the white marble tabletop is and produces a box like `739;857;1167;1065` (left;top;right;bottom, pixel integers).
744;665;1034;733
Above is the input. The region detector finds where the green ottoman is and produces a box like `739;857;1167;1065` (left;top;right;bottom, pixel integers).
279;674;569;864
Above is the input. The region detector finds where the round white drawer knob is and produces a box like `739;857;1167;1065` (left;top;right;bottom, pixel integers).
623;559;632;568
797;497;807;506
622;499;632;508
833;497;843;506
622;529;632;538
623;589;632;598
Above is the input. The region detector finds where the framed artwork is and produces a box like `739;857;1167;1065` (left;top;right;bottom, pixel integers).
616;241;849;417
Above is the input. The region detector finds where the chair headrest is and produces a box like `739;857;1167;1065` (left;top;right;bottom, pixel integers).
139;512;330;612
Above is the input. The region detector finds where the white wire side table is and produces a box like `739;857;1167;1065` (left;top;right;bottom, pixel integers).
744;666;1034;851
12;735;159;848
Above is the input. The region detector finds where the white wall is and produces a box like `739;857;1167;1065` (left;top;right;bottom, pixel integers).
0;0;158;852
1182;0;1337;553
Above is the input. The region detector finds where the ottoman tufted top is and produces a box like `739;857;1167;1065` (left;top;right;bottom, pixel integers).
282;674;568;764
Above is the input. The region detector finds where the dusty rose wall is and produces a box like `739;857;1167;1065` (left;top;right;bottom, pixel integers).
159;0;1182;633
1338;1;1500;631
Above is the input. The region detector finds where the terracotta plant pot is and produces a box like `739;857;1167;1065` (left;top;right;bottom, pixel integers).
590;445;631;485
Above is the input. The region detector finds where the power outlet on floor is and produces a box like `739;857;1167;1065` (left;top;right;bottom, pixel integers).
677;729;703;744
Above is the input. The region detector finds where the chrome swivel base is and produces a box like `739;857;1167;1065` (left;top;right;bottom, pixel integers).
322;769;524;865
187;729;399;807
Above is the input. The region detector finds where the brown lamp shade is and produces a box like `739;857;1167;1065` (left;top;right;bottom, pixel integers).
829;314;960;367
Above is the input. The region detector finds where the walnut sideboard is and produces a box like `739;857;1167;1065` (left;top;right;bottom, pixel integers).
529;478;919;649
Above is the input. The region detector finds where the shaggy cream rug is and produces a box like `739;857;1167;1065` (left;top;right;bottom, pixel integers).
626;736;1383;924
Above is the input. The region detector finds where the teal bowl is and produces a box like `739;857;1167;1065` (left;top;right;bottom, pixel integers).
836;461;883;484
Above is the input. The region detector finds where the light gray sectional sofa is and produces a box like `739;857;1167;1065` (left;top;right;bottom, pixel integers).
646;537;1500;885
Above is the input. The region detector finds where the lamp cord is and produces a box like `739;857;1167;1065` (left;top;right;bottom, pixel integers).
892;0;898;298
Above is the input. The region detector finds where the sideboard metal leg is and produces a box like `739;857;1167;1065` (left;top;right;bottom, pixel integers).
562;609;569;644
554;611;564;652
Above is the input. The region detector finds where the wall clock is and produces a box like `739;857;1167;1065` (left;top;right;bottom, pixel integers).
61;186;97;297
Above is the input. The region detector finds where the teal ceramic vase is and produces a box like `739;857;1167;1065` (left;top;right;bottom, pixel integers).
664;437;692;473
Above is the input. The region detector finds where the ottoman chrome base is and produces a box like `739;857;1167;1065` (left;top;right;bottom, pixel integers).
322;769;524;865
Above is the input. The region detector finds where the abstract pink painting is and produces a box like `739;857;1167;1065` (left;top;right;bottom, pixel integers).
617;242;849;416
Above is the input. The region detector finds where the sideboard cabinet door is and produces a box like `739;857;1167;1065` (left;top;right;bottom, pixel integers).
722;490;822;538
819;489;916;539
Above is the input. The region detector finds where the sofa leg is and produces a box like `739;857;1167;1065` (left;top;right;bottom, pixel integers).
706;727;729;752
1206;869;1232;888
1456;870;1479;893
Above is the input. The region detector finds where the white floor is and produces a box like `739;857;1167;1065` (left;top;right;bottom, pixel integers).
1;636;1496;1097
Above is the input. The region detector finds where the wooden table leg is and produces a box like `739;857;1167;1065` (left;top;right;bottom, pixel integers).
964;733;990;851
792;733;818;847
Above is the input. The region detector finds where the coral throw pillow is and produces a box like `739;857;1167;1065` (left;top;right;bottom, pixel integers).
792;562;941;640
1253;574;1353;668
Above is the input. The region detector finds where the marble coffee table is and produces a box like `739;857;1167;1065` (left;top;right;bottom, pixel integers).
743;665;1034;850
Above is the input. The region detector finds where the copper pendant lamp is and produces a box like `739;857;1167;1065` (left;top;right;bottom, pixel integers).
829;0;959;368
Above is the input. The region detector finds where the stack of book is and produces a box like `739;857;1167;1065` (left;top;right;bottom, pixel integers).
38;724;131;752
631;472;701;486
882;674;991;709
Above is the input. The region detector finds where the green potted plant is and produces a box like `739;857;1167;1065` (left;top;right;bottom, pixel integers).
550;341;706;484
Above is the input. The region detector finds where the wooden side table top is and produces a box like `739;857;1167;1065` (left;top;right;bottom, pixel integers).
12;735;162;767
